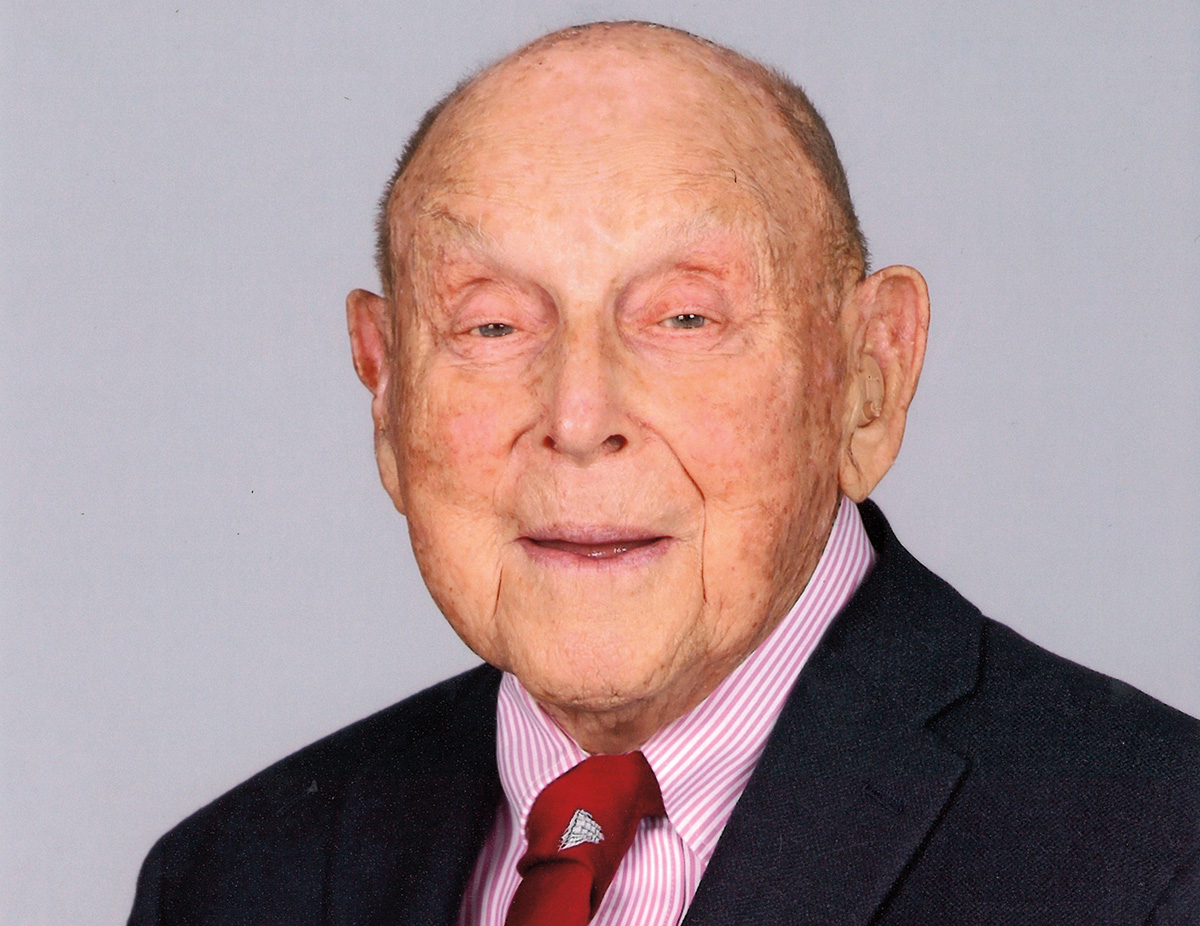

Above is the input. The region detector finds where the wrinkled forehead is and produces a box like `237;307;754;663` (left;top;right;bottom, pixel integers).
388;35;826;269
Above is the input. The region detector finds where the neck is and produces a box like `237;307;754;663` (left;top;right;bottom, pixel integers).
540;690;710;756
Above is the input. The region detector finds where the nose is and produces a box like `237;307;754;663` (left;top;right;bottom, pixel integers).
541;325;630;463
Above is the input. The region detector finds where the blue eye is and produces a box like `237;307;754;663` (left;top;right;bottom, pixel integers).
475;322;516;337
661;313;707;329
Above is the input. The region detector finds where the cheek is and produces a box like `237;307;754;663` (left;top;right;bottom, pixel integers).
398;367;534;503
653;351;843;603
660;358;819;498
394;369;538;660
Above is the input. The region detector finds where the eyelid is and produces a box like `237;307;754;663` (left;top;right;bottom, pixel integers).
474;322;516;337
447;280;524;333
644;279;725;326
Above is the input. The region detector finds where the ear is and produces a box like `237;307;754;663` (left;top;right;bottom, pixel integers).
838;265;929;502
346;288;405;514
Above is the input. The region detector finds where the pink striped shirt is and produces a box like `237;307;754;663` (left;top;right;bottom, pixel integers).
457;496;875;925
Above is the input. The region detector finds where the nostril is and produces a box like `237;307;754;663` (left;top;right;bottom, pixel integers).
541;432;627;456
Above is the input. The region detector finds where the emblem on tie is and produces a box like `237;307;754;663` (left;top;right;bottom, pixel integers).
558;808;604;851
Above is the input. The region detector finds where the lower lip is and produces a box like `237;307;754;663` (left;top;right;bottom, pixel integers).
518;536;671;569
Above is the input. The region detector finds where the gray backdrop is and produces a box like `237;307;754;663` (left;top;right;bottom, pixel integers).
3;2;1197;923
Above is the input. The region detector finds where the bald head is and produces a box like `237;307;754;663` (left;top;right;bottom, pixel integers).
374;22;867;307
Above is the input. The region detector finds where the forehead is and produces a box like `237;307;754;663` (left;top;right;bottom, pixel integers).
391;37;818;265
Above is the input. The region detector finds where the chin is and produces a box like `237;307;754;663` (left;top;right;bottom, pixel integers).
531;671;657;714
508;630;696;716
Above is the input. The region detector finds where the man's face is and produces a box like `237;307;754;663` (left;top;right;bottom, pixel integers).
379;39;849;746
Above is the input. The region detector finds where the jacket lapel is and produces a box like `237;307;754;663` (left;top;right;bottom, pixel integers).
325;666;504;926
684;503;982;926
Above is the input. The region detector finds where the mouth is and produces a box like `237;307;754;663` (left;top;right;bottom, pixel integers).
517;528;671;565
528;537;663;558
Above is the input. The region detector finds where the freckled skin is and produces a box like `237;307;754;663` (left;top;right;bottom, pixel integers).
378;33;856;753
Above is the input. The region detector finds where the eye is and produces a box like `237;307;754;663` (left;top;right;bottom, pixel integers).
475;322;516;337
660;313;708;330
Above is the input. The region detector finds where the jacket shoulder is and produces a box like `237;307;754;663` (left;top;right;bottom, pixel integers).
966;618;1200;780
128;664;501;925
859;499;1200;779
917;606;1200;921
858;502;1200;920
167;663;500;839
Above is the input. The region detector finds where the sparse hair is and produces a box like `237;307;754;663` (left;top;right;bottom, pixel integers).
373;22;868;299
372;84;462;300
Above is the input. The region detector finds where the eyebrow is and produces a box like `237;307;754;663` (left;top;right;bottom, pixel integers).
412;203;755;261
411;206;500;256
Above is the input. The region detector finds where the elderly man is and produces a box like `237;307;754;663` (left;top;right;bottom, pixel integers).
129;22;1199;925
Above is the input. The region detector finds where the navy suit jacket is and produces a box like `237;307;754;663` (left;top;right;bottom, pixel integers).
129;503;1200;924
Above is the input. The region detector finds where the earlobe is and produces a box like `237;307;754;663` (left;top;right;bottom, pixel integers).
373;425;405;516
838;265;929;502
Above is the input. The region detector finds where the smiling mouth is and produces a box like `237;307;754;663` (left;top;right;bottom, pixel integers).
527;537;665;559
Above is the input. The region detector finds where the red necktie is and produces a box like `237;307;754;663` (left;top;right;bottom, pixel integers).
504;751;665;926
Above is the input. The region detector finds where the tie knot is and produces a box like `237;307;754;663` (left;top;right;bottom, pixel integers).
506;752;664;925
